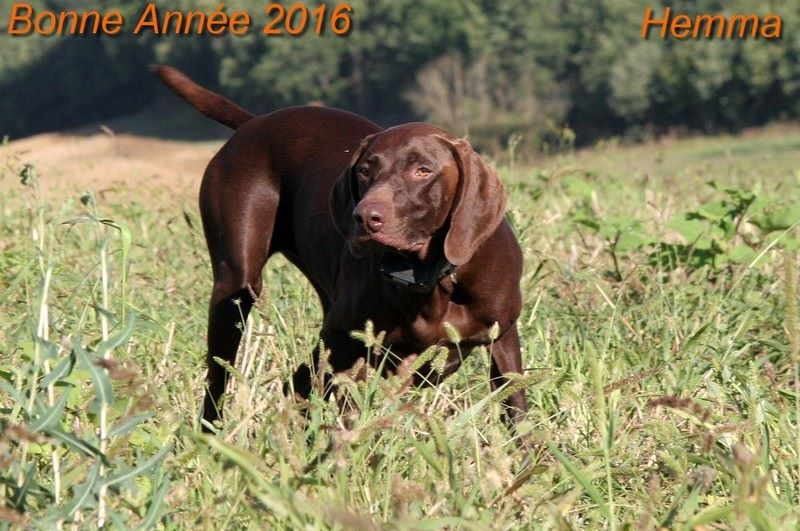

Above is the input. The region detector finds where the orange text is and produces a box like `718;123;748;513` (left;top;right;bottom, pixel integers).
642;7;782;39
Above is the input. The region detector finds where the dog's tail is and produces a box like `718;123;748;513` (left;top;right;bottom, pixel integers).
151;65;255;130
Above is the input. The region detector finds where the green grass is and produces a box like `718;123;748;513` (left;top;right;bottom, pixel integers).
2;127;800;528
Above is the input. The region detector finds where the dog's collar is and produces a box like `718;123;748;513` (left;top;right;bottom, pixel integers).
379;252;455;293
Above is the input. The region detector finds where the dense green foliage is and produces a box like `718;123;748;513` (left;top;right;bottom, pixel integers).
2;127;800;527
2;0;800;150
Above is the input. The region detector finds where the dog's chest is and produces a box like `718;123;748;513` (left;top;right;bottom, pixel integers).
384;297;485;352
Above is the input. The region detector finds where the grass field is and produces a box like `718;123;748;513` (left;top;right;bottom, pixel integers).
2;125;800;529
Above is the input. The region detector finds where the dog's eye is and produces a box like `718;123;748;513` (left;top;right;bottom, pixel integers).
357;166;370;178
415;167;432;178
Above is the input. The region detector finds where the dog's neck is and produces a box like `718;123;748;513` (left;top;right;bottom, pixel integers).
379;251;454;293
378;228;457;293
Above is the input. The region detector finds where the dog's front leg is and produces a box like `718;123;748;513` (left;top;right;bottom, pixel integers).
489;324;528;428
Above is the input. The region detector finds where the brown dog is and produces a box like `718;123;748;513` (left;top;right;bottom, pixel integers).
153;66;527;430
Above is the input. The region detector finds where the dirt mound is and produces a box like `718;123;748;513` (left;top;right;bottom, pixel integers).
2;130;223;200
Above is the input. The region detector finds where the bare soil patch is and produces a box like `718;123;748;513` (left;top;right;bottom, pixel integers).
3;130;223;201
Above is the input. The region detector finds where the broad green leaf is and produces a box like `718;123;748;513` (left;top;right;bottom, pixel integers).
751;203;800;232
616;231;651;253
667;214;706;242
564;176;594;198
728;244;757;264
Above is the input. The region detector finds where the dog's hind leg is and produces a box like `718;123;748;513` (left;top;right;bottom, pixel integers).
198;151;280;431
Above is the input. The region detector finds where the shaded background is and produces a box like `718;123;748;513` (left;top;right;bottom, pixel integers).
1;0;798;154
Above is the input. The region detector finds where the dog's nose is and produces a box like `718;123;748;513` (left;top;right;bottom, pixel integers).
353;206;384;233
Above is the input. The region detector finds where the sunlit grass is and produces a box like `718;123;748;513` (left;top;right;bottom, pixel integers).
2;126;800;527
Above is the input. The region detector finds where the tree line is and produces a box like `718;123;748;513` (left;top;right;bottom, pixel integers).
1;0;798;154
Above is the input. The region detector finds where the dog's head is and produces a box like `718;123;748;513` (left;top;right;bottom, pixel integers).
330;123;506;266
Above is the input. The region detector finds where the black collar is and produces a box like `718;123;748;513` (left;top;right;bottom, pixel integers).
379;252;454;293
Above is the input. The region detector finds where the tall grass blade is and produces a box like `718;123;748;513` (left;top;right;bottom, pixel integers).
198;434;298;521
101;443;171;489
685;503;734;529
450;388;495;434
546;441;610;518
137;473;170;530
108;413;154;438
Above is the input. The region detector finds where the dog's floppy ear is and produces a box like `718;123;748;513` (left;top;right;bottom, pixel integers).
330;133;376;254
441;137;507;266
